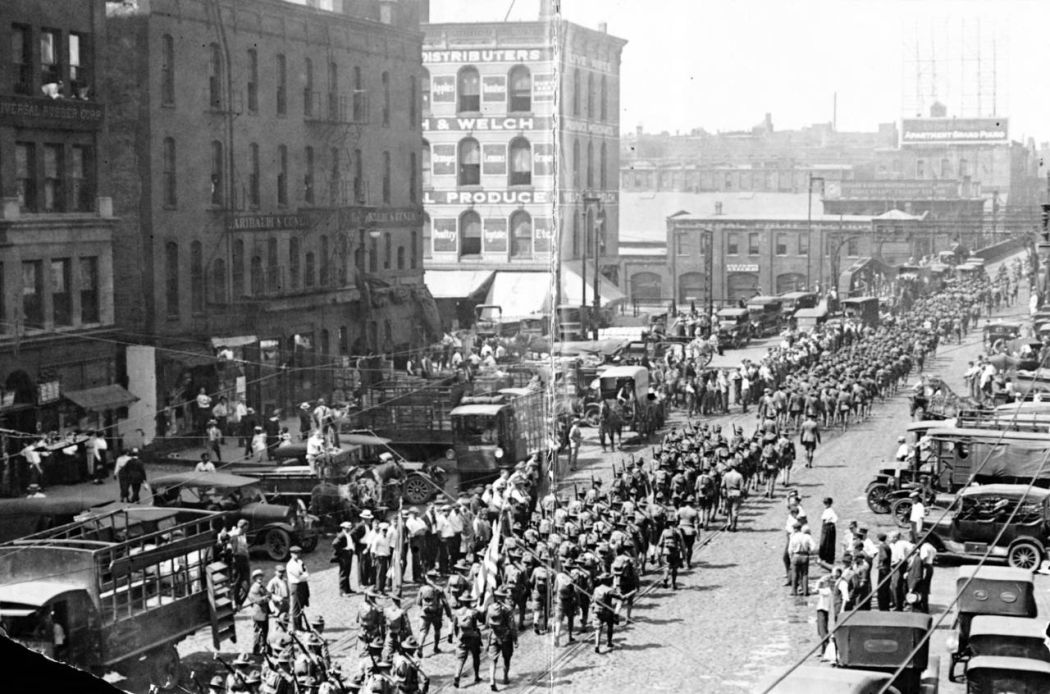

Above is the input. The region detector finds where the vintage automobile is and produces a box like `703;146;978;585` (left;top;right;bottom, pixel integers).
715;308;752;348
926;485;1050;570
794;306;829;334
779;291;819;319
833;612;937;694
586;365;658;438
947;566;1038;681
983;321;1023;351
948;615;1050;683
746;296;784;337
150;471;319;561
841;296;881;328
865;420;949;514
757;665;899;694
963;656;1050;693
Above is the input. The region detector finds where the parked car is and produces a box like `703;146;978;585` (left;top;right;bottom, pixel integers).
150;471;319;561
715;308;752;348
745;296;783;337
832;612;937;694
757;665;898;694
963;656;1050;693
927;484;1050;570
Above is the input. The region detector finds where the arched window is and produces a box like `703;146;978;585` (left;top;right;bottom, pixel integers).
397;246;405;270
421;140;432;188
232;239;244;297
210;140;223;206
422;214;432;259
161;35;175;105
457;66;480;112
211;258;226;304
305;251;316;288
508;65;531;112
600;142;608;189
460;210;482;257
510;210;532;258
208;43;221;109
509;137;531;186
320;329;330;358
411;230;418;268
165;241;179;318
630;272;662;301
250;255;263;295
678;272;704;303
421;68;430;113
190;240;203;313
586;139;594;189
458;137;480;185
572;139;580;187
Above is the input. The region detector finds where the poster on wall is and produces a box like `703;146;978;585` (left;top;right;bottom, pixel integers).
534;74;556;102
484;218;508;253
432;144;456;176
482;75;506;104
534;143;554;176
482;144;507;175
534;217;553;253
431;75;455;103
432;218;458;253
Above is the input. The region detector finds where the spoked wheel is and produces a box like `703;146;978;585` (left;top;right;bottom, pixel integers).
1008;541;1042;571
403;475;434;505
866;483;891;514
265;528;291;561
891;498;913;529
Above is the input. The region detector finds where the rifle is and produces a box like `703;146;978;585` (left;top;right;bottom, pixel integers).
289;629;329;683
213;653;248;688
189;671;205;694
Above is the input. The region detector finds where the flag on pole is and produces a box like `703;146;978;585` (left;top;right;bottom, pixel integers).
473;515;502;605
392;493;405;595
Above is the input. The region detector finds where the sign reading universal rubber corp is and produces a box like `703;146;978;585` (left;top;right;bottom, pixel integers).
900;117;1009;146
422;48;550;63
0;94;104;130
424;190;552;205
423;116;552;132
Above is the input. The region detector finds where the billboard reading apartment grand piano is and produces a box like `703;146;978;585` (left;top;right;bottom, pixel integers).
900;117;1009;146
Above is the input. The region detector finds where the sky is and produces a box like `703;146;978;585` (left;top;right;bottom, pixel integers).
429;0;1050;144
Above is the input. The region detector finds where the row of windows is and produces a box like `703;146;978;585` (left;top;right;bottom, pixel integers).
10;24;93;99
14;142;94;213
422;65;610;121
1;257;100;331
716;232;811;257
161;139;415;209
161;36;414;127
422;136;609;189
162;233;418;318
422;211;550;259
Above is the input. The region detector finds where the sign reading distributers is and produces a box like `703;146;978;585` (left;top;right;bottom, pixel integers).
900;117;1009;147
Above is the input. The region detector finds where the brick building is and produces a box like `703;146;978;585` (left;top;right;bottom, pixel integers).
0;0;127;444
421;3;626;328
105;0;434;441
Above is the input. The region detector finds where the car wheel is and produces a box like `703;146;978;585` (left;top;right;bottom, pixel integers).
265;528;292;562
150;645;181;691
1008;541;1042;571
403;475;434;505
584;405;601;428
299;534;319;553
866;483;891;514
890;498;913;529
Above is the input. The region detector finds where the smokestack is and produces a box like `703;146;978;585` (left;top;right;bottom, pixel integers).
832;91;837;132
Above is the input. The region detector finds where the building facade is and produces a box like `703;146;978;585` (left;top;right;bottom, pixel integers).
105;0;432;440
0;0;125;447
421;11;626;327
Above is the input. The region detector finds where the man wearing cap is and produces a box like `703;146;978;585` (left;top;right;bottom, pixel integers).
485;588;518;692
266;565;290;633
227;652;254;692
369;520;394;594
591;572;622;654
207;674;226;694
451;594;484;688
352;510;375;588
333;521;356;597
247;569;272;655
286;546;310;632
298;402;313;441
417;569;453;656
404;508;429;581
908;491;926;543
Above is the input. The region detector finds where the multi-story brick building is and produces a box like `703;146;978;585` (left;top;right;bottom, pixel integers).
0;0;126;446
421;4;626;328
105;0;432;439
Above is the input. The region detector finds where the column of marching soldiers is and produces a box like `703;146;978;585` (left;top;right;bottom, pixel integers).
203;275;1001;694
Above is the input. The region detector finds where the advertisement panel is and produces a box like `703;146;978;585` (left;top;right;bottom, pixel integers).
482;144;507;175
534;143;554;176
424;190;552;205
484;218;508;253
482;75;506;104
534;74;556;102
423;115;551;132
431;75;455;103
432;218;458;253
534;218;553;253
432;144;456;176
423;48;549;64
900;117;1008;146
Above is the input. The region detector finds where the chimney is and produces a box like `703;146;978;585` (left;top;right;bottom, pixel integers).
598;21;608;33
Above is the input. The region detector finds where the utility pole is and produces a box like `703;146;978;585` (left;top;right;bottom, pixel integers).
593;200;603;340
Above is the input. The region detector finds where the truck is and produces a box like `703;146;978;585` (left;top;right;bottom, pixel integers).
450;388;549;477
0;506;234;690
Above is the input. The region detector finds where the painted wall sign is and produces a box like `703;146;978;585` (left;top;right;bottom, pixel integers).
424;190;552;205
432;144;456;175
482;144;507;175
726;264;760;272
227;213;311;232
423;115;551;132
431;75;455;103
533;143;554;176
423;48;549;64
432;218;458;253
0;94;104;130
483;218;508;252
534;217;553;253
533;74;556;102
482;75;506;103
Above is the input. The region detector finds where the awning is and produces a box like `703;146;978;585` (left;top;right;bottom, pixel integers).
484;271;551;320
423;270;494;299
210;335;257;349
64;384;139;411
560;262;627;308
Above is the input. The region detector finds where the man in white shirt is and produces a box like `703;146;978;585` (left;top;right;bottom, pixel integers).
404;509;429;581
368;522;394;594
195;453;216;473
286;546;310;631
305;429;326;477
895;436;910;464
908;492;926;543
435;507;455;574
788;523;816;596
87;431;109;484
888;531;915;611
22;440;48;489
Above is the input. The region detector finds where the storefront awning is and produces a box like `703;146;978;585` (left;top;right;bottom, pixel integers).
560;262;627;308
485;271;551;320
423;270;494;299
210;335;258;349
64;385;139;411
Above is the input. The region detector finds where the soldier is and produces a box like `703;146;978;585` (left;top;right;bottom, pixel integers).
260;650;296;694
528;560;551;635
391;637;429;694
484;587;518;692
357;589;386;650
798;413;821;468
502;552;529;630
675;496;700;569
416;569;453;656
447;559;473;604
552;559;578;646
591;572;622;654
362;658;396;694
610;547;638;620
450;593;485;688
227;652;254;692
720;463;745;531
657;523;685;590
383;595;415;661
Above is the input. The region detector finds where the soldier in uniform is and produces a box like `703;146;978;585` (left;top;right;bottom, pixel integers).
383;595;415;661
552;559;578;646
362;659;396;694
390;637;429;694
675;496;700;569
357;588;387;650
502;552;529;630
657;522;685;590
485;587;518;692
610;546;638;620
446;559;472;604
528;560;551;635
260;650;295;694
591;572;622;654
416;569;453;656
451;594;484;688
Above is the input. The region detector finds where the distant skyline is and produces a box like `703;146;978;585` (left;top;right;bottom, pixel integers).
429;0;1050;145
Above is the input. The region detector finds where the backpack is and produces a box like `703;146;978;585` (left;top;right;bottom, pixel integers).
486;603;509;638
456;609;479;638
